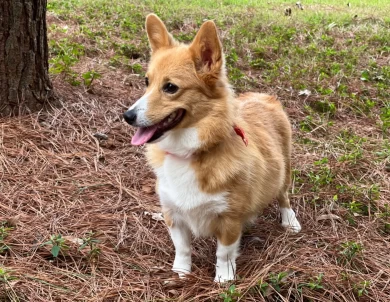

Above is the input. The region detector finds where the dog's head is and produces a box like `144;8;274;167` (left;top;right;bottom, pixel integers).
124;14;232;148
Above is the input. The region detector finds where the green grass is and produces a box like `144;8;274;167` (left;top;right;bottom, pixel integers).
47;0;390;110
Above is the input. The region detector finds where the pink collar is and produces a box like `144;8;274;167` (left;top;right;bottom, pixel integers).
233;124;248;146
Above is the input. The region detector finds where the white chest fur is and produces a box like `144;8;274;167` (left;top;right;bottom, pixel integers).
155;155;228;237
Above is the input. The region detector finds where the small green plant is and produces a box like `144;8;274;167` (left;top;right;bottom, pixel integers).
120;44;141;59
384;222;390;234
342;200;368;216
339;241;363;263
177;31;196;42
298;109;331;133
298;273;324;292
340;271;350;281
0;267;17;284
349;95;377;116
300;115;315;132
375;140;390;160
307;162;334;192
42;234;69;258
79;231;101;258
225;48;246;86
367;184;380;201
82;70;101;88
0;267;19;301
379;204;390;234
0;222;14;240
336;131;366;164
354;280;370;297
130;63;143;75
268;271;288;293
292;168;305;194
380;104;390;134
220;284;241;302
360;70;370;82
316;87;333;96
257;281;270;296
0;222;14;254
49;39;85;75
314;157;328;166
228;67;245;84
338;149;363;163
379;204;390;219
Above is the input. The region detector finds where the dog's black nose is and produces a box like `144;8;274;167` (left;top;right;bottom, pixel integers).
123;110;137;125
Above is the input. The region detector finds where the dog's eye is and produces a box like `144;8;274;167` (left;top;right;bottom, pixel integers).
163;83;179;94
145;77;149;87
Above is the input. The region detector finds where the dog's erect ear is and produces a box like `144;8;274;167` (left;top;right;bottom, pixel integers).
189;20;223;79
145;14;176;52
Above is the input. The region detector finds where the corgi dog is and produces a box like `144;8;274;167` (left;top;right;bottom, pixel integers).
123;14;301;282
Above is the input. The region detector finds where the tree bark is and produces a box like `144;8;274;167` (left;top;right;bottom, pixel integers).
0;0;53;117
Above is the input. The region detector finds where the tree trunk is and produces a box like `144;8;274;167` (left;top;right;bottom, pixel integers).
0;0;53;117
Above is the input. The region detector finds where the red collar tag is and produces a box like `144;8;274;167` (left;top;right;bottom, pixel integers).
233;125;248;146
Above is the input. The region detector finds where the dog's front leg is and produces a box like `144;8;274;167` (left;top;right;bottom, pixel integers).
214;224;241;283
168;221;192;277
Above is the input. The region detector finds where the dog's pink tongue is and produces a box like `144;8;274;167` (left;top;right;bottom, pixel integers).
131;126;158;146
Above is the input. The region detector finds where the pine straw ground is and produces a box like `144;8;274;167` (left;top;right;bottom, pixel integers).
0;73;389;302
1;3;390;302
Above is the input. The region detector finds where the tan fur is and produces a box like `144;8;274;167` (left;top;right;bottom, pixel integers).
142;14;296;264
163;211;174;228
193;93;293;244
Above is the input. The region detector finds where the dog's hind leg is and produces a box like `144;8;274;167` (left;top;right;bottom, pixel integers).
278;191;301;233
277;160;301;232
214;220;242;283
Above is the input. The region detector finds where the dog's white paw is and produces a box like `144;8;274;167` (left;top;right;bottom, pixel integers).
214;262;236;283
214;274;235;283
172;255;191;278
280;207;301;233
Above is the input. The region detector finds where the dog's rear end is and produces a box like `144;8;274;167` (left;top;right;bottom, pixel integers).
238;92;300;227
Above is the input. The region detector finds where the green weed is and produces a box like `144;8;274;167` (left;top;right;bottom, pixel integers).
119;44;142;59
79;231;101;259
130;63;144;75
307;161;334;192
0;222;14;254
220;284;241;302
311;100;336;115
0;267;17;284
42;234;69;258
0;266;19;301
336;130;366;164
339;241;363;264
342;200;368;216
257;281;270;297
49;39;85;74
354;280;370;297
268;271;288;293
82;70;102;88
375;140;390;160
298;273;324;293
300;115;316;132
380;102;390;134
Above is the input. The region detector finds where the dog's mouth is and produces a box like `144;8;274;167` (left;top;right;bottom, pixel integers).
131;109;186;146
